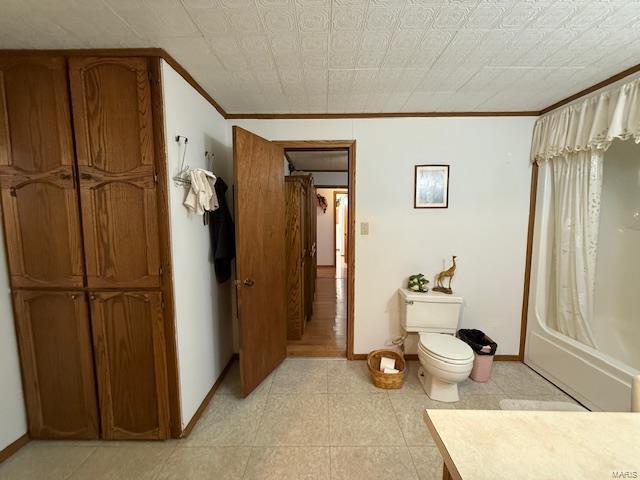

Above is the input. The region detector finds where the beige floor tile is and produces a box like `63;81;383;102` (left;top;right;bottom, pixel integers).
329;394;405;446
409;446;444;480
216;360;274;399
0;443;95;480
269;358;328;394
330;447;418;480
328;360;379;393
492;362;563;396
457;375;505;396
243;447;330;480
184;394;267;446
387;362;426;395
389;395;455;446
254;394;329;446
69;444;174;480
455;394;509;410
156;446;251;480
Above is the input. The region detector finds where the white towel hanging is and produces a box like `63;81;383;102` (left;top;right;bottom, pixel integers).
184;169;218;215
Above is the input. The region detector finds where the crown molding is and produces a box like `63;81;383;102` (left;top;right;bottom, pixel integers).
225;111;538;119
1;48;638;119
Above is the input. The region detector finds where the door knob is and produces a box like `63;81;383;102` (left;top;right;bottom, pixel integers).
243;278;255;287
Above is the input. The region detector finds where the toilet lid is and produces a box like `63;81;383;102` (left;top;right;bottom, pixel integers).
419;333;474;363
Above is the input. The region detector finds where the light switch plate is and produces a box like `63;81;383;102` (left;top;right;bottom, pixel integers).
360;222;369;235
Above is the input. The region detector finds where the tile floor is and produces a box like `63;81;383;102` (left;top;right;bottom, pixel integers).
0;359;579;480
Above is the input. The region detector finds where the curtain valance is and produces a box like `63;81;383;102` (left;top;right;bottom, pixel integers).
531;78;640;163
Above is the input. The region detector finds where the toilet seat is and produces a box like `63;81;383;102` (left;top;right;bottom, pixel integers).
418;333;474;366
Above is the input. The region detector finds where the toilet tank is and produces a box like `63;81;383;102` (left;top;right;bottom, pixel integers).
398;289;463;334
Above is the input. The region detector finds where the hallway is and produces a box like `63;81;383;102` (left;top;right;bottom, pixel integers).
287;266;346;357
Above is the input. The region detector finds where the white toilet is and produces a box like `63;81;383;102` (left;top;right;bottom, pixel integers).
399;288;474;402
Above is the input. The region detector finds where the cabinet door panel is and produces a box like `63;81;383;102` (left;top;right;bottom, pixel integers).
69;57;160;288
79;178;160;288
0;56;74;173
68;57;154;174
14;291;99;439
90;291;169;440
0;56;84;287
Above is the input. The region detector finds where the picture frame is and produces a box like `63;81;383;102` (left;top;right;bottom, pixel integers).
414;165;450;209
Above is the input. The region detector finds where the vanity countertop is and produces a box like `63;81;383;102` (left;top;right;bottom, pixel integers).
424;409;640;480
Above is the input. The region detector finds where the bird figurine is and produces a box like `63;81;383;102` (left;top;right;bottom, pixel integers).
433;256;457;294
408;274;429;293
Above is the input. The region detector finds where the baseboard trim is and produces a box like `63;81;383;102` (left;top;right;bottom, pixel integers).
0;434;29;464
351;353;520;361
180;353;237;438
494;355;520;361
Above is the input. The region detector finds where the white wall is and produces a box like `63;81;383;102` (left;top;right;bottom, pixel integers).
316;188;337;266
0;217;27;451
230;117;535;355
162;60;234;428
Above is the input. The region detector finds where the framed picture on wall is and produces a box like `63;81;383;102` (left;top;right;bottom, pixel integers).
414;165;449;209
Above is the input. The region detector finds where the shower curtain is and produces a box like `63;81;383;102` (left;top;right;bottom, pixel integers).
547;150;603;347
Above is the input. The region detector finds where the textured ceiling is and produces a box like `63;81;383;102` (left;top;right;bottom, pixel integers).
1;0;640;114
287;150;348;170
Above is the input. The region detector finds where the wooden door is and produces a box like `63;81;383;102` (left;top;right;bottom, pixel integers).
68;57;160;289
13;291;99;439
233;126;286;397
90;291;169;440
0;56;84;288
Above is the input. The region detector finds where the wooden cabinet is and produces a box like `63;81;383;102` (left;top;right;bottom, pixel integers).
13;291;99;439
0;57;84;288
285;175;317;340
305;179;317;319
90;291;169;440
0;55;172;441
69;57;161;289
285;179;305;339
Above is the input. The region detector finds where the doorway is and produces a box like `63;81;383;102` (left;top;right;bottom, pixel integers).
334;190;348;280
277;142;355;359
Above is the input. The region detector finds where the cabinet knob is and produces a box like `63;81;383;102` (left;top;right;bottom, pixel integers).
243;278;255;288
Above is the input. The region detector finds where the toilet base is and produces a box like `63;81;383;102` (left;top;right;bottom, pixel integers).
418;366;460;403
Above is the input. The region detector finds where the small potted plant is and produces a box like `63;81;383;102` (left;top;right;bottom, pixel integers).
408;273;429;293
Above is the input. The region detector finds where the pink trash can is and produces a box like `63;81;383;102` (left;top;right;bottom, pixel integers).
470;351;495;382
458;329;497;383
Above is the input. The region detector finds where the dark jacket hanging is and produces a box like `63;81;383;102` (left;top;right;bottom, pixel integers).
207;177;235;283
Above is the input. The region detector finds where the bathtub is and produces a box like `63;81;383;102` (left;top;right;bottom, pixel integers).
524;151;639;412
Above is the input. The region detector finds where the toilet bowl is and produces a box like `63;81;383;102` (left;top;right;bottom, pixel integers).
417;332;474;402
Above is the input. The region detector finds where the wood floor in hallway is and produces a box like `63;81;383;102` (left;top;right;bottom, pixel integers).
287;265;346;357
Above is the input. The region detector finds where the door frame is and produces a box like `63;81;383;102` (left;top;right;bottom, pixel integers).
274;140;356;360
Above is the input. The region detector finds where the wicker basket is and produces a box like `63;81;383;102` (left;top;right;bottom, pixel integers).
367;349;406;389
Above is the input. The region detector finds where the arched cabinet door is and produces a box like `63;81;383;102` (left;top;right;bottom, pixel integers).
89;291;169;440
0;56;84;288
68;57;161;289
13;291;99;439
